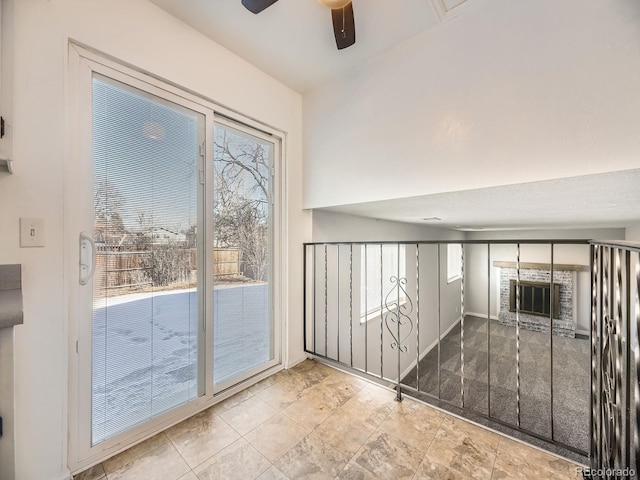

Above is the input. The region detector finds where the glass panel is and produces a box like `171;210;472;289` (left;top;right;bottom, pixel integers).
92;75;202;444
213;123;274;386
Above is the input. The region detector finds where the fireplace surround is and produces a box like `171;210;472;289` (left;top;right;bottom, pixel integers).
494;261;585;338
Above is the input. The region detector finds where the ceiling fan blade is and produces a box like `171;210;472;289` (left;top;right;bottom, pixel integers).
331;2;356;50
241;0;279;14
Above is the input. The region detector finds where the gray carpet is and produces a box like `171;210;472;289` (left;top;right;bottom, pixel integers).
402;315;590;453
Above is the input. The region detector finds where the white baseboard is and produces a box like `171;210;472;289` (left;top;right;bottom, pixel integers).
399;316;461;380
465;311;500;321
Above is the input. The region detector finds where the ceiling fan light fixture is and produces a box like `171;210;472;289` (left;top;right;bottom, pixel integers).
318;0;351;9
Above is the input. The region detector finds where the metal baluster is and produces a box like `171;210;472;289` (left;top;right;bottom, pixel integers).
324;245;328;357
634;252;640;475
313;245;317;355
487;243;491;417
461;243;465;408
416;244;420;391
350;244;353;368
437;244;442;399
615;248;623;469
625;250;631;471
598;248;610;467
516;243;521;428
396;243;402;401
337;245;340;363
365;246;368;374
550;244;555;439
590;244;599;470
380;244;384;380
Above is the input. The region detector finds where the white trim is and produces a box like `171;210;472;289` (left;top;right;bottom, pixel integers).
429;0;473;23
359;300;407;324
400;316;461;381
464;311;500;321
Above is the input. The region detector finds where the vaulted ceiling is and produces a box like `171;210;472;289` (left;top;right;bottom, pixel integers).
148;0;470;92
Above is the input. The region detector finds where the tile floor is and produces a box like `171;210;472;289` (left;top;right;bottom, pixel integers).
74;360;583;480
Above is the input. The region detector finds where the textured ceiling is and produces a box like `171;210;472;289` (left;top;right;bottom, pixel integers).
318;169;640;231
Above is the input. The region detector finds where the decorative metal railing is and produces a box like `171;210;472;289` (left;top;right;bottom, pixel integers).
304;240;600;462
590;241;640;479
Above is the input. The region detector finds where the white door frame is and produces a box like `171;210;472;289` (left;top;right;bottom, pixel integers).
66;42;287;474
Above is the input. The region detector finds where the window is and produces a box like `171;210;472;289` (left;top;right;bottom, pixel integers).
447;243;462;283
360;245;406;321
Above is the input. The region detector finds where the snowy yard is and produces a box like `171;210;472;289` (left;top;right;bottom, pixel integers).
91;283;269;444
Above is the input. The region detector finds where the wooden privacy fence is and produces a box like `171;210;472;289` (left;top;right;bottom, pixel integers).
94;245;240;293
213;248;240;277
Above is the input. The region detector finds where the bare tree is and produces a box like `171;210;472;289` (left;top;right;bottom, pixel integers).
213;130;271;282
94;177;127;244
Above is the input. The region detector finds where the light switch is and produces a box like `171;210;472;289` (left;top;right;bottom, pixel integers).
20;217;45;247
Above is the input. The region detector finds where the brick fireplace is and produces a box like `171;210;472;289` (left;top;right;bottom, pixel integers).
494;261;586;338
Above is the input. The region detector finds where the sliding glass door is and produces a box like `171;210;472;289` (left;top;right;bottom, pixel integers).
68;47;282;470
212;121;278;390
91;74;205;444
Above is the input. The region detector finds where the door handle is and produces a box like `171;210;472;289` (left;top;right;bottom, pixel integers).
79;232;96;285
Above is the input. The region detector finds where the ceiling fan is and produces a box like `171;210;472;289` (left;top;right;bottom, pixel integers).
241;0;356;50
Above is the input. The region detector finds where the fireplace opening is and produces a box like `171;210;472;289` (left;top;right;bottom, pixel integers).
509;280;560;319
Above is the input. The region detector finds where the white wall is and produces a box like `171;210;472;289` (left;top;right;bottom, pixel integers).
0;1;307;479
463;228;625;333
312;210;463;242
626;223;640;242
303;0;640;208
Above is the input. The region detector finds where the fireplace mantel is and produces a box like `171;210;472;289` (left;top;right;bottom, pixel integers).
492;261;588;272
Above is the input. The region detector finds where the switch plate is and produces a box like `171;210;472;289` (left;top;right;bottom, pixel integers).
20;217;45;247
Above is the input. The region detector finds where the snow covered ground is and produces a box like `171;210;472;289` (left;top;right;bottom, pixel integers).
91;283;269;444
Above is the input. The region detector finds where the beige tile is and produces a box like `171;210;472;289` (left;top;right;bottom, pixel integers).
315;375;365;407
107;442;190;480
247;374;281;395
281;386;338;428
335;463;377;480
335;383;397;431
413;457;469;480
492;437;580;480
165;407;218;440
193;438;271;480
377;398;444;452
256;465;289;480
309;409;373;458
420;416;499;480
256;377;312;411
73;463;105;480
321;369;368;391
212;389;254;414
245;413;311;462
103;433;170;475
219;395;279;435
170;415;241;468
274;435;351;480
437;416;500;451
177;472;198;480
345;431;423;480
